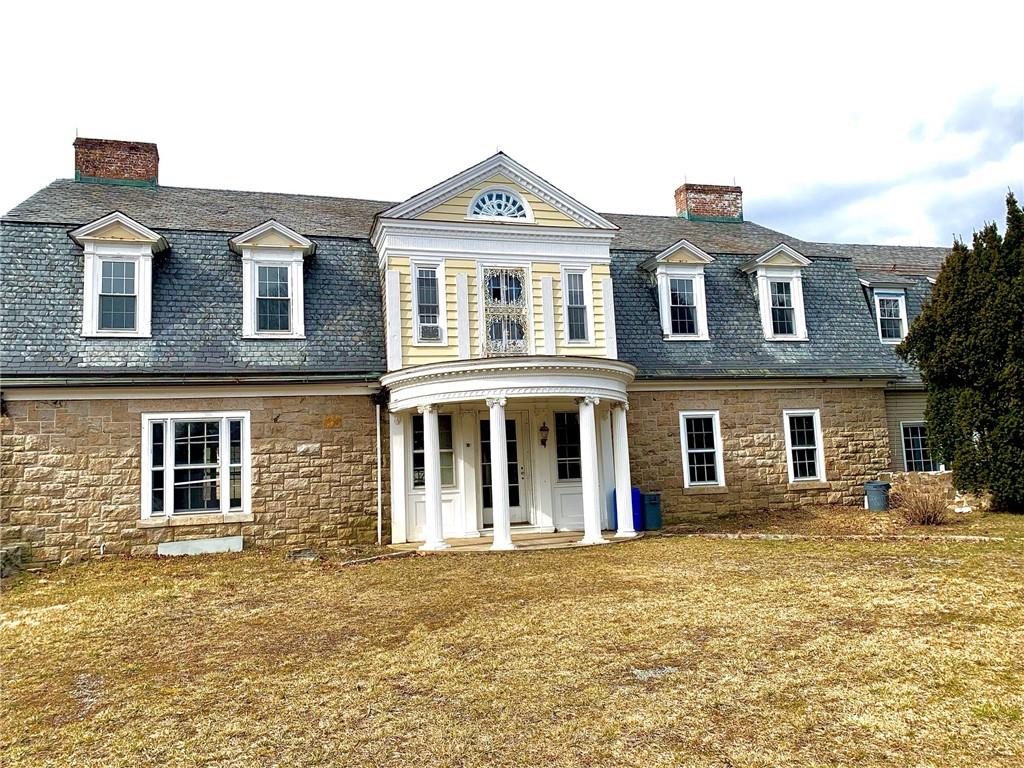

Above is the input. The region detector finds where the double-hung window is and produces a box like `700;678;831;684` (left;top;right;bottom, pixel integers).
669;278;698;335
554;411;582;481
142;411;251;519
98;260;138;331
875;291;908;343
743;251;809;341
902;422;939;472
679;411;725;487
411;414;455;487
783;409;826;482
256;265;291;332
769;280;797;335
564;270;589;342
653;265;710;340
414;264;444;342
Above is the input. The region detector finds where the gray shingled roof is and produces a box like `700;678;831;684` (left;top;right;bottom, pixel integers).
2;179;945;381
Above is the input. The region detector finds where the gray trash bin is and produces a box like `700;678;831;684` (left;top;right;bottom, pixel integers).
864;481;891;511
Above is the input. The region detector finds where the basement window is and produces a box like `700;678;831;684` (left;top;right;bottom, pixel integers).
141;411;251;519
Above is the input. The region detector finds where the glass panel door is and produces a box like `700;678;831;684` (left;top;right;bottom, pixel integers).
480;417;527;526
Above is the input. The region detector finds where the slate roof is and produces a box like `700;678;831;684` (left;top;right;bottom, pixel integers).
2;178;947;382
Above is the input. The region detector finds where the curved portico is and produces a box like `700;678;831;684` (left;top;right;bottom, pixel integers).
381;357;638;551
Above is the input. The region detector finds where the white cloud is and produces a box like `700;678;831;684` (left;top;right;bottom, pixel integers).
1;0;1021;246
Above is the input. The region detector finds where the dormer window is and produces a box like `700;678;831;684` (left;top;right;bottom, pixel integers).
641;238;713;341
229;220;315;340
70;211;168;338
741;244;811;342
469;188;534;222
874;290;908;343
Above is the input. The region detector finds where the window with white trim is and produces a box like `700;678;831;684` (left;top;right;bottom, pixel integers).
755;269;807;340
483;266;529;355
242;251;304;339
875;291;908;343
679;411;725;487
411;414;455;487
414;264;444;343
469;188;532;221
82;245;154;337
902;422;939;472
141;411;251;519
783;409;826;482
564;269;589;342
555;411;582;481
655;266;709;340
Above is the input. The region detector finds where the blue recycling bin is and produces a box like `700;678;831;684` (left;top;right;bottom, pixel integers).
611;487;643;532
642;493;662;530
864;481;891;511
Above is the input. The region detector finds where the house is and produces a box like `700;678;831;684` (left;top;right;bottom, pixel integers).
0;138;948;562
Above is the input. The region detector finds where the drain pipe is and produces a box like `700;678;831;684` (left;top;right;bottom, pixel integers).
375;400;383;546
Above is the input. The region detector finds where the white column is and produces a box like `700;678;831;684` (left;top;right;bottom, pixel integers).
578;396;608;545
612;402;637;538
487;397;515;550
418;405;449;551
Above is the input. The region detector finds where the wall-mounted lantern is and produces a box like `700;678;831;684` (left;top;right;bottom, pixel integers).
539;421;550;447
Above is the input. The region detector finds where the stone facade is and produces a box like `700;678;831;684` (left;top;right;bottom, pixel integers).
0;393;388;564
627;386;891;525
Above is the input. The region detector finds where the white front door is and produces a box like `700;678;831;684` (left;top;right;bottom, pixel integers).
480;414;530;526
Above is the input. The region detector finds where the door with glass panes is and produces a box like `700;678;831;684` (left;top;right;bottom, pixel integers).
479;414;530;527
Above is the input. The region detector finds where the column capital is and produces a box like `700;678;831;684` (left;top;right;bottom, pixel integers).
485;396;507;409
578;395;601;407
417;404;436;415
612;400;630;411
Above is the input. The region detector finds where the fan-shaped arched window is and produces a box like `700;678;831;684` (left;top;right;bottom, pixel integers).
470;188;530;220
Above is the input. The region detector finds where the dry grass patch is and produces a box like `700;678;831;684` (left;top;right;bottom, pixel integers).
3;536;1024;767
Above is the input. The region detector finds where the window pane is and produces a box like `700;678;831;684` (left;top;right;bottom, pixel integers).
257;266;290;298
229;420;242;465
685;416;718;485
567;306;587;341
99;295;137;330
100;261;135;295
411;414;454;488
257;298;291;332
151;421;165;468
788;414;818;479
173;467;221;512
555;412;582;481
151;470;165;514
902;423;936;472
416;267;441;340
878;297;903;340
229;467;242;509
174;420;220;466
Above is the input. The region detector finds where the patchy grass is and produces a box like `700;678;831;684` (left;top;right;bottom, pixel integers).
3;534;1024;767
667;505;1024;539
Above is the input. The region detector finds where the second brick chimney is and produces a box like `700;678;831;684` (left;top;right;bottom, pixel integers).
74;137;159;186
674;183;743;222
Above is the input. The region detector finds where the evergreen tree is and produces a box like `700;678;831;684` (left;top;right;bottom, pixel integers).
898;191;1024;510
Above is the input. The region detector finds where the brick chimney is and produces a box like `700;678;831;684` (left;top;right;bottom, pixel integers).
74;137;159;186
674;183;743;222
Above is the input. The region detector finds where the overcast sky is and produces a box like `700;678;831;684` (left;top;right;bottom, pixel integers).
2;1;1021;247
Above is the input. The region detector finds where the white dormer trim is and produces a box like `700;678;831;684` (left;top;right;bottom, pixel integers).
228;219;315;256
873;289;909;344
738;243;811;272
72;212;166;339
640;238;715;270
654;265;711;341
743;244;810;342
231;221;310;340
378;152;618;230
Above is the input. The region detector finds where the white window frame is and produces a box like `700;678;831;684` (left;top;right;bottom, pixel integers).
140;410;252;520
782;408;826;483
477;261;534;356
82;241;153;338
874;290;908;344
561;265;593;345
679;411;725;488
899;420;945;473
756;267;807;341
409;412;457;489
241;248;304;339
411;257;448;345
466;186;536;224
655;265;710;341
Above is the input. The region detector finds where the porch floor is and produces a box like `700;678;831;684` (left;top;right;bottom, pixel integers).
388;530;645;553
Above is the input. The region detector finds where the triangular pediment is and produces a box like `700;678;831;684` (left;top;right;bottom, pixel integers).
380;153;617;230
740;243;811;272
228;220;315;255
641;238;715;271
69;211;168;251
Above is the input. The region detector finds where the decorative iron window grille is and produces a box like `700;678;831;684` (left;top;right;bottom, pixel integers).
483;267;529;355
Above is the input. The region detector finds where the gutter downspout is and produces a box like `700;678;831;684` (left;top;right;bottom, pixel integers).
376;400;383;546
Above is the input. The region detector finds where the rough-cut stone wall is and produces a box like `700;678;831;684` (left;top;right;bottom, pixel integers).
627;386;890;525
1;394;388;564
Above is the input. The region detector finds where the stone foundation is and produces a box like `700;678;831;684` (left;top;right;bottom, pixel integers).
1;393;389;564
627;386;891;526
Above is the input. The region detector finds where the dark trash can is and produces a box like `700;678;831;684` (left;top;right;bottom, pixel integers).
611;487;643;532
642;493;662;530
864;481;891;511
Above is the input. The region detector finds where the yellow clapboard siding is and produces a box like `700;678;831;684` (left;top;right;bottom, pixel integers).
417;174;583;228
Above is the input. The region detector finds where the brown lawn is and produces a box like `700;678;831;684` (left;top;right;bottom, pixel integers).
3;516;1024;767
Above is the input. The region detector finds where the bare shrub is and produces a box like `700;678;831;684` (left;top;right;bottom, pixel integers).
894;488;950;526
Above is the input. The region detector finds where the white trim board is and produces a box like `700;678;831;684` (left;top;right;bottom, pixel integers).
3;383;380;401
